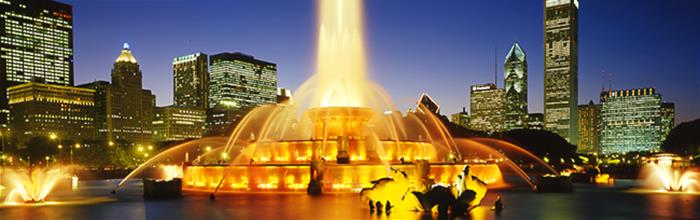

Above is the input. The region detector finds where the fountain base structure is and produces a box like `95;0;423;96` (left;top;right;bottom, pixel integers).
183;162;501;193
143;178;182;199
535;175;573;193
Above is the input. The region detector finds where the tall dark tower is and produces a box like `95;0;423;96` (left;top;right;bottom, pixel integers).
87;43;155;147
0;0;73;127
544;0;578;143
504;43;528;130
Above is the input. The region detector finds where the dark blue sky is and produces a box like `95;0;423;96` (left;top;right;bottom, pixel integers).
63;0;699;123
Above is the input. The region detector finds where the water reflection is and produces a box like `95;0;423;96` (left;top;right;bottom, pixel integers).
1;180;698;219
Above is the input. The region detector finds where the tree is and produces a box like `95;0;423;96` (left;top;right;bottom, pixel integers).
22;136;58;165
662;119;700;156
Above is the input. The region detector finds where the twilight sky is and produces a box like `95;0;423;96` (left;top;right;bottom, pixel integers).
62;0;699;124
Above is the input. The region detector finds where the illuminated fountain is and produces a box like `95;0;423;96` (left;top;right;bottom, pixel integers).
640;153;699;193
118;0;556;197
2;167;67;204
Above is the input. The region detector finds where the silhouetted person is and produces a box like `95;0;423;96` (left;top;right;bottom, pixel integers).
369;200;375;212
385;201;392;214
493;196;503;212
375;201;383;215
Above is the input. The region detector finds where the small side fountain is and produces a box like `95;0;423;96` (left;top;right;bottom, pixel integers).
640;153;698;193
3;167;67;204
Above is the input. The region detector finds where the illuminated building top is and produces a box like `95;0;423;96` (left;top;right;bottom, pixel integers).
116;43;138;63
545;0;579;8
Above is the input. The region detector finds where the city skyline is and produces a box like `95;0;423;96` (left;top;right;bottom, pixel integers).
63;0;699;124
0;0;699;218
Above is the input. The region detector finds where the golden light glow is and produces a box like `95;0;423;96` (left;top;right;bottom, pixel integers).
313;0;368;107
642;163;698;192
4;167;67;203
182;164;502;192
594;174;614;185
159;165;183;181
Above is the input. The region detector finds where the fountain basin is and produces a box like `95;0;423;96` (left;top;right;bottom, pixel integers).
182;163;502;193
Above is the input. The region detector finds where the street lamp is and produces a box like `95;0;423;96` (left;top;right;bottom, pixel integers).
45;156;50;168
70;143;80;165
49;133;63;164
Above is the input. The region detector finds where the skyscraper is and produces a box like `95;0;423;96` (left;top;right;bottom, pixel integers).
577;101;599;154
544;0;579;143
599;88;664;154
504;43;528;130
208;52;277;110
81;44;155;147
0;0;73;127
173;53;208;109
469;84;505;133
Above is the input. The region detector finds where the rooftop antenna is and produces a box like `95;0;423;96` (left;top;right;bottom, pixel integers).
601;70;606;92
494;47;498;87
608;72;613;91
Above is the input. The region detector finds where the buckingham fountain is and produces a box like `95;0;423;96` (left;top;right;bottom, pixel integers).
114;0;556;201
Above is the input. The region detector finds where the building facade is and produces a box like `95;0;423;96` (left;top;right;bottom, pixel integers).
526;113;544;130
469;84;505;133
81;44;155;147
277;88;292;104
599;88;664;154
205;106;249;136
418;93;441;114
544;0;579;143
173;53;208;109
0;0;73;127
577;101;599;154
8;82;93;147
153;106;206;142
208;52;277;110
660;102;675;142
451;107;470;129
504;43;528;130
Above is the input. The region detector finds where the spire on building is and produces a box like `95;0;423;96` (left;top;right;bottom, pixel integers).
504;42;526;63
494;47;498;87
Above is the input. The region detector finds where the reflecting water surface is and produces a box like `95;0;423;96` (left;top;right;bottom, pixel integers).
0;180;698;219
